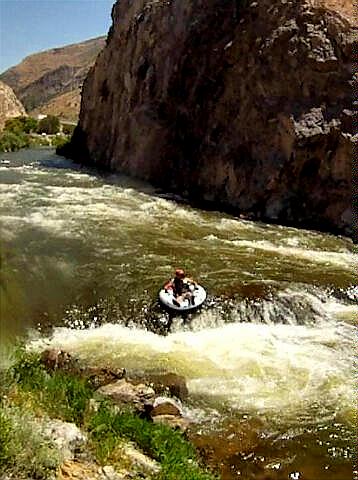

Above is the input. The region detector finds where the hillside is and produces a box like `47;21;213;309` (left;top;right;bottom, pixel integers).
65;0;354;237
0;36;106;120
30;88;81;123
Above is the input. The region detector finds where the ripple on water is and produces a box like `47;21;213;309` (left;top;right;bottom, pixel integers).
1;149;355;480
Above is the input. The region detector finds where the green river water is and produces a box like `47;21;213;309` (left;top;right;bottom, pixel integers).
0;148;356;480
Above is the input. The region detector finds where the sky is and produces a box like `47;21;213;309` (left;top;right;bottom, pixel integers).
0;0;115;73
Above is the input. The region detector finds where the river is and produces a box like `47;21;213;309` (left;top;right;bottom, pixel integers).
0;148;356;479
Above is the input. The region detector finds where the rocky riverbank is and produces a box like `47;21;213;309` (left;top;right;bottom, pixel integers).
0;347;215;480
63;0;355;237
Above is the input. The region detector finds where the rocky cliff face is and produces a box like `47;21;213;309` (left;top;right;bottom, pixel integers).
69;0;355;236
0;81;26;130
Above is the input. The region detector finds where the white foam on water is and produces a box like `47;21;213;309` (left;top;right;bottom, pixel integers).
29;312;354;422
2;150;355;429
324;302;357;324
61;172;99;182
27;210;69;231
216;217;258;232
139;197;203;225
202;235;354;271
46;185;109;202
9;165;48;175
228;239;355;270
203;234;219;242
139;197;177;214
0;182;32;196
284;237;301;247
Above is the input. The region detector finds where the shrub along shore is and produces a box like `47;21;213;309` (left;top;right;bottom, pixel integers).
0;347;217;480
0;115;74;152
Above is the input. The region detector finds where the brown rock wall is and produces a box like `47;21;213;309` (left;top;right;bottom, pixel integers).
0;81;26;130
69;0;355;236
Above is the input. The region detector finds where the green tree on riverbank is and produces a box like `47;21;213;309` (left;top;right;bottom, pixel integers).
37;115;60;135
4;116;38;134
0;114;69;152
0;131;30;151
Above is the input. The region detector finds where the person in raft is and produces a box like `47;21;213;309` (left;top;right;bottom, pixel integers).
164;268;197;306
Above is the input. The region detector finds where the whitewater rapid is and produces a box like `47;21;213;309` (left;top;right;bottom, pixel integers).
1;148;356;479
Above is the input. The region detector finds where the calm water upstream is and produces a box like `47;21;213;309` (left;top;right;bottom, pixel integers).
0;148;356;479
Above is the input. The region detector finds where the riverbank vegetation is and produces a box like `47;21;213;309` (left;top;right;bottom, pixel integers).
0;115;75;152
0;347;217;480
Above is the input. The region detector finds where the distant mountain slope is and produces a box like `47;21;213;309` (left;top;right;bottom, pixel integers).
30;88;81;123
0;81;26;130
0;36;106;119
